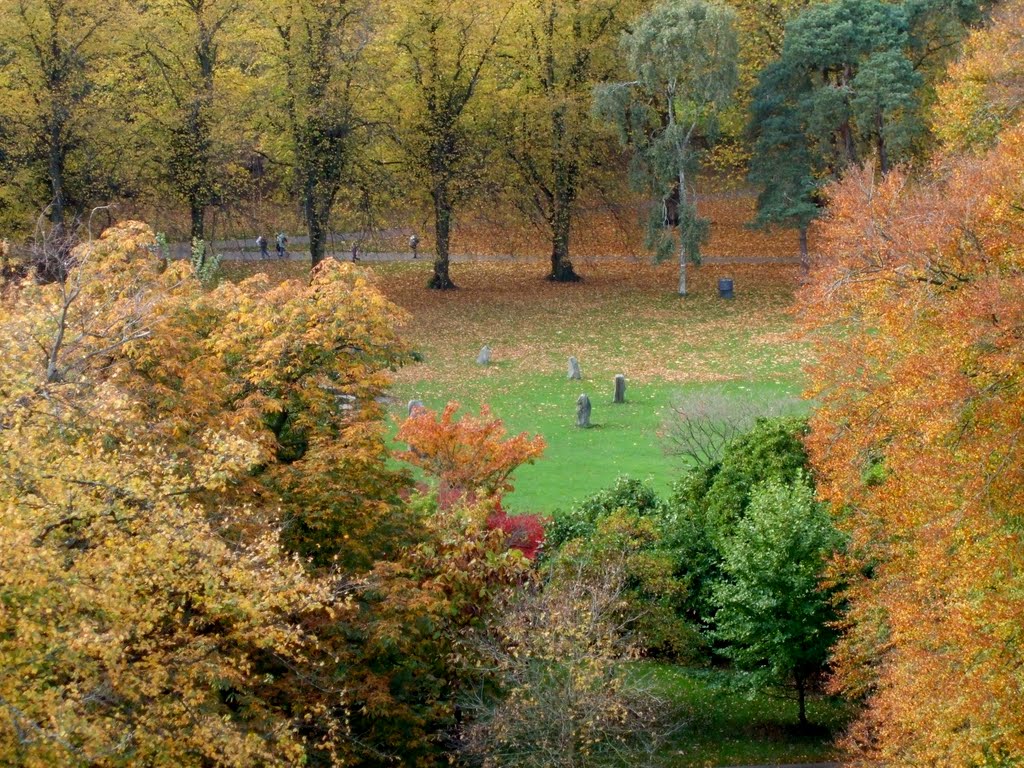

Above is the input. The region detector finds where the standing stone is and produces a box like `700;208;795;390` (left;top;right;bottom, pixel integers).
407;399;425;416
614;374;626;404
567;356;582;380
476;345;491;365
576;393;592;428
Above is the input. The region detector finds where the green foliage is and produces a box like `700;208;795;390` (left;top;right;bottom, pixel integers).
747;0;971;243
662;417;812;629
189;237;221;284
546;477;702;659
711;475;844;724
701;416;810;539
547;475;664;549
593;0;738;292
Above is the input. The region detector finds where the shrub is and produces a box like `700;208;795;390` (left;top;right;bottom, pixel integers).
662;417;814;631
547;476;664;550
660;385;805;469
487;508;547;560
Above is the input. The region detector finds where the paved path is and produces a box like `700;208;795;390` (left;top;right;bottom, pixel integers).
178;249;802;266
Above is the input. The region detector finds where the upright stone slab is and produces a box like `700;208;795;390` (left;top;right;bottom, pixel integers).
476;345;491;365
567;356;582;380
576;393;592;428
614;374;626;404
407;399;425;416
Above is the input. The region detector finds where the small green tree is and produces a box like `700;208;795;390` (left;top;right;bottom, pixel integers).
594;0;738;296
712;475;843;726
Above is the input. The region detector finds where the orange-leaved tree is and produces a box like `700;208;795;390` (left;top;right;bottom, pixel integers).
396;402;546;497
933;0;1024;153
0;221;415;765
800;122;1024;763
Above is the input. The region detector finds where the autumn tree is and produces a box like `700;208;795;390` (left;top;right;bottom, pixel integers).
0;223;351;765
397;401;546;496
130;0;251;243
0;217;440;765
800;115;1024;762
500;0;635;282
0;0;122;235
594;0;738;296
459;517;676;767
933;0;1024;152
390;0;512;290
269;0;378;267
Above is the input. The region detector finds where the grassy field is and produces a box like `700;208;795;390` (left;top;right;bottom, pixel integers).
643;665;851;767
376;257;807;513
224;256;808;514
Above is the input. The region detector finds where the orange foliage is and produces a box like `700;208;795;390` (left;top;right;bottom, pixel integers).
800;128;1024;764
934;0;1024;152
397;402;546;495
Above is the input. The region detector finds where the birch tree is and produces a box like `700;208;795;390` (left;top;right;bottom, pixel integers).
594;0;737;295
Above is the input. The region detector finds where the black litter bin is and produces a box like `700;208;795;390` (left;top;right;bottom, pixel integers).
718;277;734;299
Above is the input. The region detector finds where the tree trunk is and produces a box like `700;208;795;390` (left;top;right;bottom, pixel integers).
190;203;205;245
428;185;456;289
547;106;580;283
664;182;680;227
549;196;579;282
308;207;327;268
47;118;66;229
677;168;688;296
876;111;888;174
796;675;808;727
799;226;809;273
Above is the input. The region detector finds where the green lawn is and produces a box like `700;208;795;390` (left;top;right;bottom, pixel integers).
640;664;852;767
226;257;809;514
388;376;804;514
374;258;808;514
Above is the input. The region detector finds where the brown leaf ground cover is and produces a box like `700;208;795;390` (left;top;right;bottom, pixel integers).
380;259;805;390
450;192;818;259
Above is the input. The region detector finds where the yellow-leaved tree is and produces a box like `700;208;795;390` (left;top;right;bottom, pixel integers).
0;221;414;765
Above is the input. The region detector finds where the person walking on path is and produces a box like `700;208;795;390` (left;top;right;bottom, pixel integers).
409;233;419;259
275;232;287;259
256;234;269;259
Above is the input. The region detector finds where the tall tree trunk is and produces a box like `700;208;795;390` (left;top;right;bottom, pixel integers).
47;117;66;229
549;194;578;282
796;675;808;727
190;203;205;245
876;111;888;174
428;184;456;289
548;107;580;282
799;226;809;273
308;203;326;268
677;167;688;296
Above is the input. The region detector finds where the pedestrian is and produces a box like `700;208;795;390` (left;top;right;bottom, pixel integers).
351;241;360;262
409;233;419;259
275;232;287;259
256;234;269;259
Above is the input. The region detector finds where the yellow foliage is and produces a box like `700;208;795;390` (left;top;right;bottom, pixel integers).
0;222;412;764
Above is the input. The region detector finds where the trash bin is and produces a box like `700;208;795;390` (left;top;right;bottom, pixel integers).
718;277;734;299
